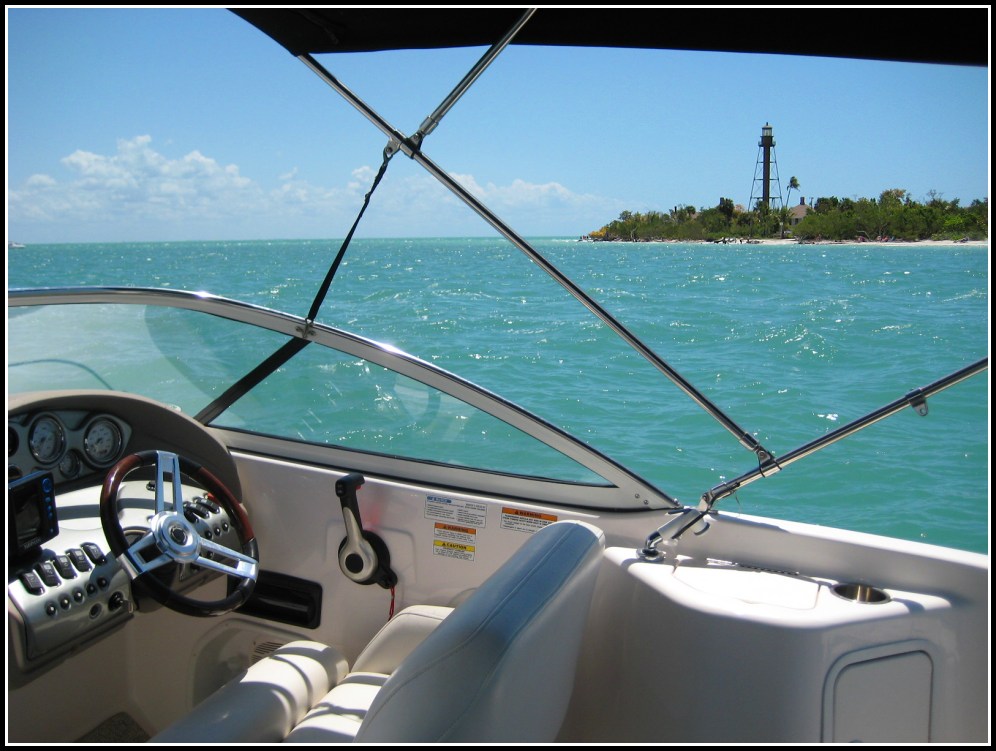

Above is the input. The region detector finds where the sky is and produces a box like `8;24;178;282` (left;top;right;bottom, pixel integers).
5;7;991;244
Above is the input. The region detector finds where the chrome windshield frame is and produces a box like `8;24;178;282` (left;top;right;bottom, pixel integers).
8;286;680;510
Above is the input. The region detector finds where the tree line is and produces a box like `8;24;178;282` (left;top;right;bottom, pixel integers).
588;189;988;243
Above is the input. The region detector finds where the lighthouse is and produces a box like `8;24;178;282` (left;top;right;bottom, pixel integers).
749;123;783;211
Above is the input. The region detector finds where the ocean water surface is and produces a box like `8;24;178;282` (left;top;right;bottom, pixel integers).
7;237;990;553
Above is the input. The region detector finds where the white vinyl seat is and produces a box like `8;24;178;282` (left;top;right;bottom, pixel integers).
151;640;349;743
153;520;604;743
290;519;605;743
285;604;455;742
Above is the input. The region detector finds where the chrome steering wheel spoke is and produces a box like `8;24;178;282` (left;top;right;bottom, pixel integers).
122;528;174;576
193;536;259;578
154;450;185;515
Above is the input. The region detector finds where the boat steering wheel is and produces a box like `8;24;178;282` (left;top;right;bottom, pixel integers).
99;449;259;617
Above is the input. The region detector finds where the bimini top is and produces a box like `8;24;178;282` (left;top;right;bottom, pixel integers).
232;7;987;66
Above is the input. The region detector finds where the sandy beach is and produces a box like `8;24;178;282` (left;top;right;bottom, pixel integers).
586;237;989;248
719;238;989;248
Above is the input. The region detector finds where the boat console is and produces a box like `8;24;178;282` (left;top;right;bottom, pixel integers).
8;472;135;676
7;392;248;681
7;474;244;680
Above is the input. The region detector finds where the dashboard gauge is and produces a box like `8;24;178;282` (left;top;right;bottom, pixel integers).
84;418;124;466
28;414;66;465
59;450;83;480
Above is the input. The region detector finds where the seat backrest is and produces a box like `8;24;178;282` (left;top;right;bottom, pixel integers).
355;519;605;743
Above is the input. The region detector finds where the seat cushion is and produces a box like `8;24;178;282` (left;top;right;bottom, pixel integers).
283;672;390;742
150;640;348;743
352;604;454;674
284;604;454;743
355;520;605;743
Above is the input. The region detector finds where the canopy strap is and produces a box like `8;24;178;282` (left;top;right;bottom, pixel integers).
305;146;395;323
194;144;394;427
193;337;311;425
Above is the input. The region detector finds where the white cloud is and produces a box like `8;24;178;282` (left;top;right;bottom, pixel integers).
10;136;266;228
25;174;57;187
8;136;622;241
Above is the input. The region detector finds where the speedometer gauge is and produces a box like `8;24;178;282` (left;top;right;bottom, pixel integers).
83;418;124;466
28;414;66;464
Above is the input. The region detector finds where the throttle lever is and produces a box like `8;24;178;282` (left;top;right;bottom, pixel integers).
335;472;397;589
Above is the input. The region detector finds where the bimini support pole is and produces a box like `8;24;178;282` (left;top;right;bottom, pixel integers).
701;357;989;508
406;147;774;465
296;16;774;466
411;9;536;148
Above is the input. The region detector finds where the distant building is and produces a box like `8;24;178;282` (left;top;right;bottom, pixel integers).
789;197;811;226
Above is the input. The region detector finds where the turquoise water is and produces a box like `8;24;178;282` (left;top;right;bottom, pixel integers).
7;238;990;553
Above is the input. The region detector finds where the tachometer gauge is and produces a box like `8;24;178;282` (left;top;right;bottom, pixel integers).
28;414;66;465
83;417;124;467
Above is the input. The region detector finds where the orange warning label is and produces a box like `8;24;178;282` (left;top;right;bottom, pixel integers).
433;522;477;547
434;522;476;536
500;507;557;533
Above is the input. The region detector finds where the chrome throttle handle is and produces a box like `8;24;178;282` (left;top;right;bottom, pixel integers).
335;472;398;589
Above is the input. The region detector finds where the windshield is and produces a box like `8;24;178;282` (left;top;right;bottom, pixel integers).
7;296;609;485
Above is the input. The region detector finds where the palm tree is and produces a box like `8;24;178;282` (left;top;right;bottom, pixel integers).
786;176;801;206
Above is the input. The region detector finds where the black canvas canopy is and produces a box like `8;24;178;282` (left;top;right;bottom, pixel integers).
232;7;987;67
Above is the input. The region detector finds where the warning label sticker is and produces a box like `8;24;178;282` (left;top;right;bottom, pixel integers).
500;507;558;534
433;522;476;546
433;539;476;561
424;495;488;528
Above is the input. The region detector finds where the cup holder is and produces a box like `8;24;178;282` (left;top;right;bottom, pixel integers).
831;582;891;604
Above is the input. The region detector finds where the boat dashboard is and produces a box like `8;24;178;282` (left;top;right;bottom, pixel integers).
7;390;246;682
8;407;132;487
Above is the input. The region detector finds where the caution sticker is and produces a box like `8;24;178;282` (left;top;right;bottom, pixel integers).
425;495;488;528
500;507;558;534
433;539;476;561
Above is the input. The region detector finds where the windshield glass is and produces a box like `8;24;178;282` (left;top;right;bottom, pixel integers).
7;299;608;484
7;302;287;413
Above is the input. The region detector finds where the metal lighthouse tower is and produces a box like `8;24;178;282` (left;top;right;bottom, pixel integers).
749;123;783;211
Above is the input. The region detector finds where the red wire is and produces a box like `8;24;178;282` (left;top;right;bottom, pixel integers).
389;586;396;620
